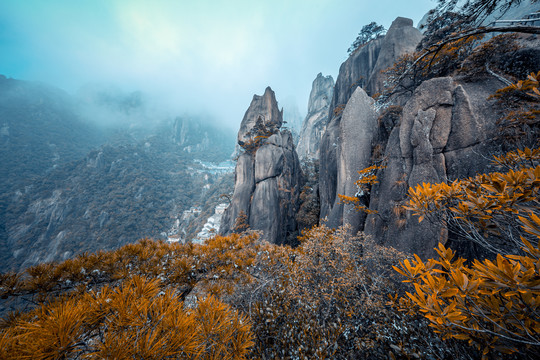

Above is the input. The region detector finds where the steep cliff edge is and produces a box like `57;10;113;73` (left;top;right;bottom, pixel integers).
297;73;334;160
220;87;302;244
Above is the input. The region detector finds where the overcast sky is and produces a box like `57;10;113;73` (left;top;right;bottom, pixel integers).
0;0;435;129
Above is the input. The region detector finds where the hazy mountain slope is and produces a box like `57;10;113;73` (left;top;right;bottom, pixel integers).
1;129;235;272
0;76;236;272
0;75;106;194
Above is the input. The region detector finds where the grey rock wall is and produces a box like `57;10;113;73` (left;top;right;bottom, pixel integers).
219;153;255;235
366;17;423;95
332;88;378;233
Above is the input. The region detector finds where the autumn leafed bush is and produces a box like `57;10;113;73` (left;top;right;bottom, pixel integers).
394;144;540;358
0;234;262;359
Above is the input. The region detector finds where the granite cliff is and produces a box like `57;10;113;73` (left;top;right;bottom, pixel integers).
365;77;504;259
313;16;539;258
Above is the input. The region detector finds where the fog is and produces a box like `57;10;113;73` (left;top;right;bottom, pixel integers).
0;0;435;130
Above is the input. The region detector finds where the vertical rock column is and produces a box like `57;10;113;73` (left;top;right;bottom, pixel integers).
318;16;422;227
326;87;378;232
220;87;302;244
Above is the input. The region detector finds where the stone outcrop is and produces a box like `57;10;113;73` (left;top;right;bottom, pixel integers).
173;117;210;152
282;101;304;141
312;15;540;259
172;116;234;154
365;77;502;259
220;88;302;244
328;17;422;113
329;38;383;113
317;72;504;258
297;73;334;160
319;17;422;225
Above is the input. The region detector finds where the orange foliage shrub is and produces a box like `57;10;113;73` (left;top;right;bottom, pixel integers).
238;116;277;154
338;162;385;214
382;34;482;99
393;237;539;358
0;276;253;359
232;210;250;233
489;71;540;147
333;103;346;116
395;146;540;358
459;34;521;80
0;234;263;359
406;147;540;256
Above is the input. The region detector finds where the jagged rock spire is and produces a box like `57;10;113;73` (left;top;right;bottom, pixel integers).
221;87;302;245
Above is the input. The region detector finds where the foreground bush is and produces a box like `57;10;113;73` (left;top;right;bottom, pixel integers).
240;225;472;359
0;234;261;359
0;276;252;359
397;146;540;358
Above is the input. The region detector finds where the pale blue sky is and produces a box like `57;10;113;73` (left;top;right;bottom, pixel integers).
0;0;436;127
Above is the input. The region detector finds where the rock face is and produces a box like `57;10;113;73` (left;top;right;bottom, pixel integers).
282;100;304;142
319;73;504;258
365;77;503;259
328;17;422;113
313;15;530;259
172;116;234;155
319;17;422;225
365;17;423;95
237;87;283;145
326;87;378;233
173;117;210;152
220;88;302;244
297;73;334;160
